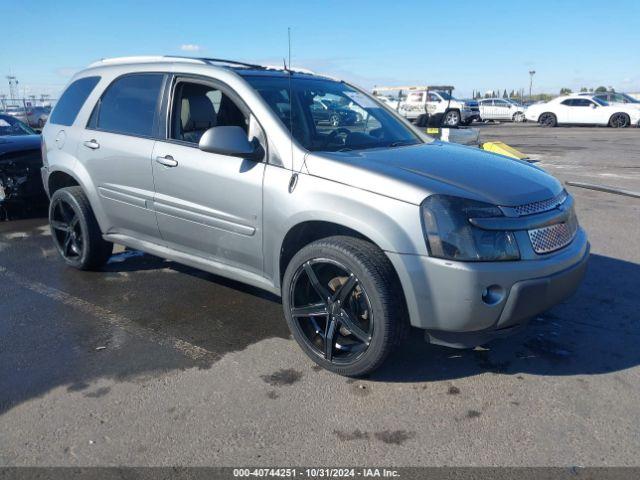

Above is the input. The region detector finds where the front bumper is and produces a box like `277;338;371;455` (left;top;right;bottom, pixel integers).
386;228;589;347
460;109;477;121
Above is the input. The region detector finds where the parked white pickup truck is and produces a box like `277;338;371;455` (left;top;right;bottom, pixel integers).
372;86;478;126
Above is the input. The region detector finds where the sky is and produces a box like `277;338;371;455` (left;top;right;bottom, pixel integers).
2;0;640;99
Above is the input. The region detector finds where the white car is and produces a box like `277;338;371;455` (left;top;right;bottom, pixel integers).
578;91;640;108
374;96;400;110
524;95;640;128
478;98;526;122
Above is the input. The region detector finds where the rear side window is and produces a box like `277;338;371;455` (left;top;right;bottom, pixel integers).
90;73;164;137
49;76;101;126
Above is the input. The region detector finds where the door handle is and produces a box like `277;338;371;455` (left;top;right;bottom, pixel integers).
155;155;178;167
83;139;100;150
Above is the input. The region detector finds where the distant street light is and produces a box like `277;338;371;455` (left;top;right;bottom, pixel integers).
529;70;536;100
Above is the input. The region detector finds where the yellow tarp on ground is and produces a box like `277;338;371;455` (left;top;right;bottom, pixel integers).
481;141;528;160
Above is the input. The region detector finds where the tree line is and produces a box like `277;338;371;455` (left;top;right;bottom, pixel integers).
471;86;617;100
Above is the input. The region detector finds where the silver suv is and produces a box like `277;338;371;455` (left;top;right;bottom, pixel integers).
41;56;589;376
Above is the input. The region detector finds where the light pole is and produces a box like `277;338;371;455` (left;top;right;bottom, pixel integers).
529;70;536;101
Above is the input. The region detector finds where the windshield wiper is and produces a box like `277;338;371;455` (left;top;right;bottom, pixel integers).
388;141;418;148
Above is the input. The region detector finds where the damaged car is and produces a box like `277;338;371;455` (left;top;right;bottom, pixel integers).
0;114;48;219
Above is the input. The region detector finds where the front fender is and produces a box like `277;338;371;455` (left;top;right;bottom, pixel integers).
263;166;426;290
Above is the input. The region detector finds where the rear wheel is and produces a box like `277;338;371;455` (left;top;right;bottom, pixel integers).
513;112;525;123
282;236;408;376
49;187;113;270
609;113;630;128
539;112;557;127
329;114;341;127
443;109;461;127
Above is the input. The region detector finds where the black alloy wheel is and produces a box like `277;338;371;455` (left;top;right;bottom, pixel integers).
289;258;373;364
539;112;557;127
282;236;408;376
609;113;630;128
50;196;84;261
49;186;113;270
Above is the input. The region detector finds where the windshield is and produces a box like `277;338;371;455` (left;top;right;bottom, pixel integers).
619;93;640;104
592;97;609;106
0;115;36;136
437;91;456;101
244;75;422;152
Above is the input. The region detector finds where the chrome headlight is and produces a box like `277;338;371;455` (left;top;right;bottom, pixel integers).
421;195;520;261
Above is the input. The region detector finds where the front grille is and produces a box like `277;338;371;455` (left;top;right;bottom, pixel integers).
513;190;568;217
528;208;578;254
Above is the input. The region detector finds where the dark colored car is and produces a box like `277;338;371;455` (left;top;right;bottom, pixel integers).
0;114;48;219
310;99;359;126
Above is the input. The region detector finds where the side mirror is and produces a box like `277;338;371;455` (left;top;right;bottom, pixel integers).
198;126;264;161
590;103;597;109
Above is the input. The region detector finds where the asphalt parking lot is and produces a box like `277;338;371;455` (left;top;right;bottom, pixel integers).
1;123;639;467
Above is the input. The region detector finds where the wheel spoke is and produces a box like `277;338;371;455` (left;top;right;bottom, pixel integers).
58;201;73;224
339;310;371;345
63;233;73;256
291;303;328;318
304;262;331;302
50;220;70;232
331;274;357;304
324;318;338;361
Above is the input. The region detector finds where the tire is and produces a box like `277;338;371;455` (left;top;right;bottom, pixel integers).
49;186;113;270
443;109;461;127
38;118;46;129
538;112;557;127
513;112;525;123
282;236;408;376
329;114;341;127
609;113;630;128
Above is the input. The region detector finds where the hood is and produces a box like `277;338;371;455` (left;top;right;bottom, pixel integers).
305;141;563;206
0;134;41;157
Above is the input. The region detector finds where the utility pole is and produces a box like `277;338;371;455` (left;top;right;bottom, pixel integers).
528;70;536;101
6;75;19;101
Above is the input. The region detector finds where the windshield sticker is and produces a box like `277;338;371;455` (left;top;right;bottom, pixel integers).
343;91;380;109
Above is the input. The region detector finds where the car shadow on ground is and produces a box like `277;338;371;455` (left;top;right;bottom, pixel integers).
371;253;640;382
1;218;638;415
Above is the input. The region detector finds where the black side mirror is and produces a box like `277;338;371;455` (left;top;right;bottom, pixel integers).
198;126;264;161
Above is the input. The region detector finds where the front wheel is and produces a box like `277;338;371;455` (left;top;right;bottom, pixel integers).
49;186;113;270
538;112;557;127
443;110;461;127
329;114;341;127
282;236;408;376
609;113;630;128
513;112;525;123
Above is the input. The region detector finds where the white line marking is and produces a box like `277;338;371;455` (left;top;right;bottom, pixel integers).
0;266;213;362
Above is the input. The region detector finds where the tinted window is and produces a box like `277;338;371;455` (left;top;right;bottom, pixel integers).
245;75;421;152
49;76;100;126
170;81;248;144
93;74;163;137
561;99;575;106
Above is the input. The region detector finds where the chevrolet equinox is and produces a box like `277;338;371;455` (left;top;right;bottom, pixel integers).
41;56;589;375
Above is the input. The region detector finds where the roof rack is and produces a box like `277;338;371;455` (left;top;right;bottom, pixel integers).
164;55;267;69
87;55;319;76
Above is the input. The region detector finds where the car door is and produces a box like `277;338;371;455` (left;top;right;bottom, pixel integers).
478;100;489;119
78;73;165;242
493;99;512;120
425;92;440;115
151;76;266;274
567;98;601;124
556;99;575;123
